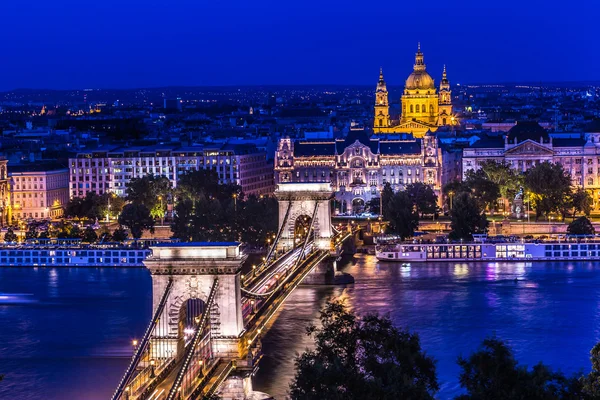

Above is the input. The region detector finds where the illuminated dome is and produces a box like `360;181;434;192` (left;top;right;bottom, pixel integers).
405;43;435;90
405;70;435;90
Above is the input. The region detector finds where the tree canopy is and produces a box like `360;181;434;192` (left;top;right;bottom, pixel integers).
456;337;584;400
464;169;501;212
4;228;18;243
524;162;572;221
449;192;488;241
125;175;172;219
479;160;522;208
289;301;438;400
170;170;276;245
118;204;155;240
406;182;438;217
567;216;595;236
386;191;419;240
65;192;125;220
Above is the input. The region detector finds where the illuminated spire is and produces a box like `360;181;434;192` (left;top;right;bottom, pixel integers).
376;68;387;91
414;42;425;71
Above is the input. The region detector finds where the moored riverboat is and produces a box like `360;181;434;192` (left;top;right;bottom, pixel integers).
376;241;600;262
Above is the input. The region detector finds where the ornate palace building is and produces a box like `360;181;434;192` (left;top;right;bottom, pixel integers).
374;44;454;138
274;129;461;213
463;121;600;207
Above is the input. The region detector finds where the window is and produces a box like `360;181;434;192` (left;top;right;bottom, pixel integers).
430;104;434;113
415;104;420;113
410;105;414;113
422;104;426;113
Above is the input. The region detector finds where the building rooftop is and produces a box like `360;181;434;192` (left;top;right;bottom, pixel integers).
8;161;69;173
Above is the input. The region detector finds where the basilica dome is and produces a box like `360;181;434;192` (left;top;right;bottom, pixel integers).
405;44;435;91
405;70;435;90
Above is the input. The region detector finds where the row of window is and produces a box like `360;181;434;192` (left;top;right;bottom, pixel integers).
0;257;145;264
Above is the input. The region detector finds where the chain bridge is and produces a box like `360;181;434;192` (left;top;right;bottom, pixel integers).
111;183;358;400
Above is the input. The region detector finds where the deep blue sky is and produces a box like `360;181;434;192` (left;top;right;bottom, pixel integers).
0;0;597;90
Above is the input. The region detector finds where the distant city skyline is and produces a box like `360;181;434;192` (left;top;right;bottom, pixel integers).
0;0;597;91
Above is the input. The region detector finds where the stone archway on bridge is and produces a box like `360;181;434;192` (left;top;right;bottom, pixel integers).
145;243;246;361
275;183;334;251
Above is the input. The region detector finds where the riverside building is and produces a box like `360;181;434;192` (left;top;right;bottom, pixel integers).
69;144;274;198
274;129;461;214
462;120;600;208
9;163;70;221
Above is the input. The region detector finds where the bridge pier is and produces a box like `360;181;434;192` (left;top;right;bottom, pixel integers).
218;374;254;400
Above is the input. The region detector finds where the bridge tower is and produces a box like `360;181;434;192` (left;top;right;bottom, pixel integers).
146;243;246;360
274;183;333;252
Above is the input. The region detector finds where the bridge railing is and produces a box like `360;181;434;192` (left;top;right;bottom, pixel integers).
241;249;329;358
111;277;174;400
166;277;219;400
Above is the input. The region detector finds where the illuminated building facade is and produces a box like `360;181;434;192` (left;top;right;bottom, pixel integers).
9;164;69;220
462;121;600;209
69;144;274;198
374;44;455;138
0;158;10;225
275;129;461;213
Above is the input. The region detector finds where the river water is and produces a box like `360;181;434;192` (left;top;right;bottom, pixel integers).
1;256;600;399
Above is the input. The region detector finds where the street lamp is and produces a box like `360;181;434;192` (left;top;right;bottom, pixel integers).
448;191;454;211
150;359;156;378
233;193;237;212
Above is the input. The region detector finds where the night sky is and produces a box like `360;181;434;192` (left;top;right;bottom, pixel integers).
0;0;597;90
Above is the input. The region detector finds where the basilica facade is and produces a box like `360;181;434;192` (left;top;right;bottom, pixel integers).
274;129;461;214
374;44;454;138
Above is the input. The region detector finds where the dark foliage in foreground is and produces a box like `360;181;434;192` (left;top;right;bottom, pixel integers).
289;301;438;400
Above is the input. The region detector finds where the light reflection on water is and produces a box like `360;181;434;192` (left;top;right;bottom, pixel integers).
1;258;600;399
253;256;600;399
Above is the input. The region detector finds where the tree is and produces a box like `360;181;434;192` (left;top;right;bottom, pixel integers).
4;228;18;243
456;337;584;400
567;216;595;236
170;170;272;244
381;182;394;221
449;192;488;241
479;160;522;211
82;226;98;243
126;175;172;210
464;169;501;212
118;204;155;240
406;182;438;217
571;188;592;219
524;162;572;221
289;301;438;400
112;227;129;242
386;191;419;240
581;343;600;398
64;192;106;220
25;225;38;240
442;180;470;212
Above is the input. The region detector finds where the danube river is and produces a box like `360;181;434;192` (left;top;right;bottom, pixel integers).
1;256;600;399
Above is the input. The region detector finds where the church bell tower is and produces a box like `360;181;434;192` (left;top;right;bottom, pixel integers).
373;68;390;132
437;65;453;126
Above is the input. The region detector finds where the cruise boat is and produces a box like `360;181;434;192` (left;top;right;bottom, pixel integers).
375;241;600;262
0;240;159;267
